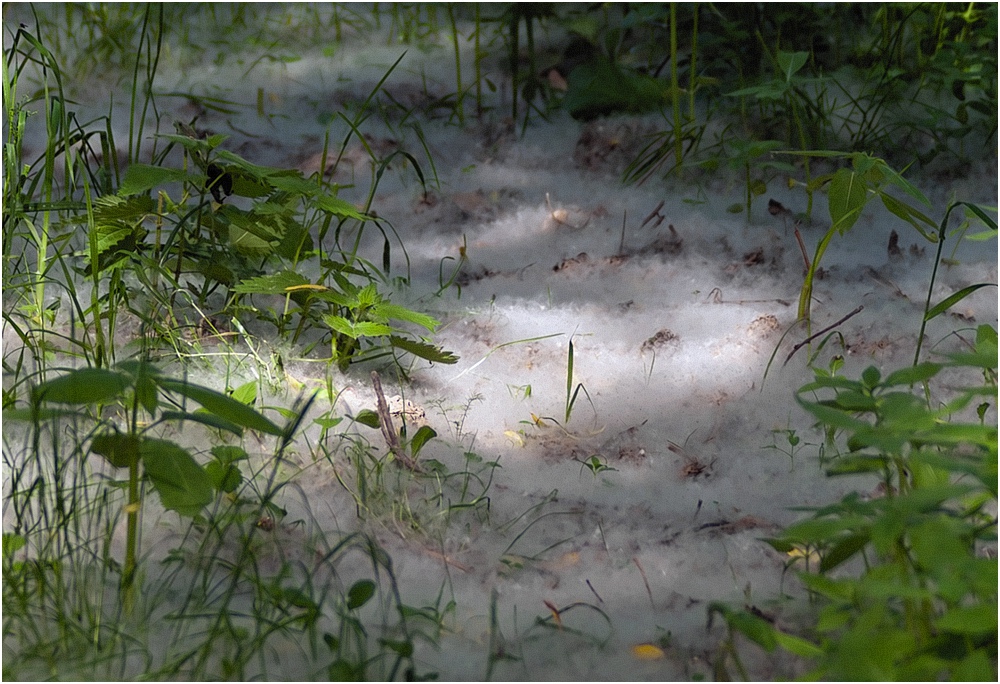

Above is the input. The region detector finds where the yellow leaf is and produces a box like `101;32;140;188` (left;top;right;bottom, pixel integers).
632;643;664;660
284;284;328;292
504;430;525;447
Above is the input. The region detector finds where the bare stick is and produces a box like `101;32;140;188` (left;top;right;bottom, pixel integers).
586;579;604;603
793;221;810;272
633;556;655;609
619;210;627;254
371;371;422;472
784;305;863;366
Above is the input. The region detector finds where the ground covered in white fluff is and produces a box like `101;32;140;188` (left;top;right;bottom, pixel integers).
5;6;998;681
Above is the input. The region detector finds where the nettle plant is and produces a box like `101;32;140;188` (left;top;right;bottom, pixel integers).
5;360;296;610
96;130;457;370
712;327;998;680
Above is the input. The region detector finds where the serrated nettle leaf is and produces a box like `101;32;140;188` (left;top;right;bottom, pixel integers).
93;194;155;220
34;367;132;404
119;164;196;196
211;445;249;465
234;271;310;295
375;303;440;331
140;439;213;517
351;321;394;337
324;314;355;337
389;336;459;364
158;379;283;436
205;460;242;494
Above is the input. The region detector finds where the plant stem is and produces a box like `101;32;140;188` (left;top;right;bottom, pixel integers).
670;3;682;167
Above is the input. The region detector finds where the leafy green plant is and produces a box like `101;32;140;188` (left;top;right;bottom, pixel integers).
711;329;998;680
5;360;289;609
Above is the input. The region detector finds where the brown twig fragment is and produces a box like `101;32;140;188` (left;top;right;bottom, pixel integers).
792;221;810;272
784;305;864;366
371;371;422;472
633;556;655;609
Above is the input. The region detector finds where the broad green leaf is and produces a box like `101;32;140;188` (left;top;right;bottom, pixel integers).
883;363;942;386
211;445;249;465
90;432;141;469
353;409;381;428
119;164;195;196
389;336;459;364
828;168;868;234
878;192;936;239
797;398;870;431
2;533;26;559
230;381;257;406
378;638;414;657
409;425;437;457
158;379;283;435
313;193;368;220
205;460;242;494
92;194;155;220
776;51;809;82
375;303;439;332
158;410;244;436
34;368;131;404
140;439;213;517
724;609;777;651
820;532;869;572
773;630;823;658
234;270;310;295
351;321;394;337
347;579;376;609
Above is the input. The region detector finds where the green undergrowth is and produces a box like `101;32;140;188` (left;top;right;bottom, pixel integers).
2;3;998;680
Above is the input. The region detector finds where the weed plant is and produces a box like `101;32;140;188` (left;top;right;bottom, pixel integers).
3;4;998;680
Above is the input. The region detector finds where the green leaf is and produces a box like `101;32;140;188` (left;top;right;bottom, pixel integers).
878;192;937;239
776;51;809;82
882;363;942;386
313;193;368;221
230;381;257;406
205;460;243;494
389;336;459;364
828;168;868;235
925;284;997;321
820;532;869;572
2;533;26;559
347;579;376;610
234;271;310;295
211;445;249;465
158;379;283;435
140;439;213;517
33;368;131;404
354;409;381;428
773;630;823;658
378;638;414;657
119;164;196;196
375;303;439;332
90;433;141;469
409;425;437;457
158;410;244;436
